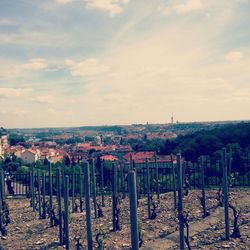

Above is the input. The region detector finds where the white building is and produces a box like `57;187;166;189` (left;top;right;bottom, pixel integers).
20;149;40;164
0;127;9;156
1;135;8;148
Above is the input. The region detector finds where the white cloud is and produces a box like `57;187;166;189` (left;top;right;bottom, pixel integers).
0;29;70;47
64;59;75;66
226;51;244;62
173;0;203;14
69;58;109;77
0;88;32;98
85;0;129;16
75;2;250;124
55;0;73;5
43;0;73;10
0;18;17;26
32;95;55;104
21;59;48;71
1;0;250;127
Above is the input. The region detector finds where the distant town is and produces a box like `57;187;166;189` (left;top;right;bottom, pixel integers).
0;120;246;166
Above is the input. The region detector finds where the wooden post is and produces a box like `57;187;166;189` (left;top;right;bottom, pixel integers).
121;162;126;199
61;165;65;196
112;162;118;231
84;161;93;250
146;158;151;219
154;154;160;202
228;147;232;178
128;171;139;250
49;162;53;227
91;159;97;219
222;148;230;240
130;154;133;170
171;154;177;210
31;168;35;211
0;169;5;200
177;152;185;250
134;161;140;200
56;169;63;245
100;159;105;207
37;170;42;218
41;172;46;219
200;156;208;218
64;176;70;250
79;167;83;212
72;164;76;213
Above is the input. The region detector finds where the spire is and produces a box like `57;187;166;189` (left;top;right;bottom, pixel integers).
171;113;174;124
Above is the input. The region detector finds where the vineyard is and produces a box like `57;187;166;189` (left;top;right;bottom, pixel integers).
0;149;250;249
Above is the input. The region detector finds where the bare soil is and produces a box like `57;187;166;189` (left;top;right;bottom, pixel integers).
0;189;250;249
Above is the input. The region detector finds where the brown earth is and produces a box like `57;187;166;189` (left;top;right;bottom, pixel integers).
0;189;249;249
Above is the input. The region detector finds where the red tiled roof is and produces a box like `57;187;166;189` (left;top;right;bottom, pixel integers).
117;145;133;151
123;152;176;164
123;152;155;163
77;143;117;152
100;155;118;161
24;149;38;155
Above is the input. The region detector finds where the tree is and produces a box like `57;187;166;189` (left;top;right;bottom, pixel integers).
9;134;25;146
64;155;71;166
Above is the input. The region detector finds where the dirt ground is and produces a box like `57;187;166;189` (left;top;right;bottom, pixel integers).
0;189;249;249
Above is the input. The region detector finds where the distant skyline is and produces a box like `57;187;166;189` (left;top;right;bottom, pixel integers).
1;0;250;128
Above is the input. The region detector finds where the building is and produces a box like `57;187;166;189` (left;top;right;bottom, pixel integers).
0;127;9;156
100;155;118;161
123;151;155;164
123;151;176;164
20;149;40;164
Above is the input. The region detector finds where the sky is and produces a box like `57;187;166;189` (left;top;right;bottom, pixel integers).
0;0;250;128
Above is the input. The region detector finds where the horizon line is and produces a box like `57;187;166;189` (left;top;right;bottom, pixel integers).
5;119;250;131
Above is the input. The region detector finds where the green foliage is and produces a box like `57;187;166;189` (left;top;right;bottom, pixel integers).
126;122;250;174
80;125;123;134
2;155;23;174
161;122;250;162
55;137;85;145
26;228;33;235
8;133;25;146
129;138;165;153
16;166;29;174
64;155;71;166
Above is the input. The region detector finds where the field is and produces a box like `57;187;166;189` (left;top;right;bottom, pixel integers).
1;189;250;250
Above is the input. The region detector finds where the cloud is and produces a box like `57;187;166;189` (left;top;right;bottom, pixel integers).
1;0;250;127
21;59;48;71
69;58;109;77
32;95;55;104
64;59;75;66
55;0;73;5
0;29;71;47
173;0;203;14
158;0;204;15
0;18;17;26
226;51;244;62
43;0;73;10
76;1;250;124
0;88;32;98
84;0;130;16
